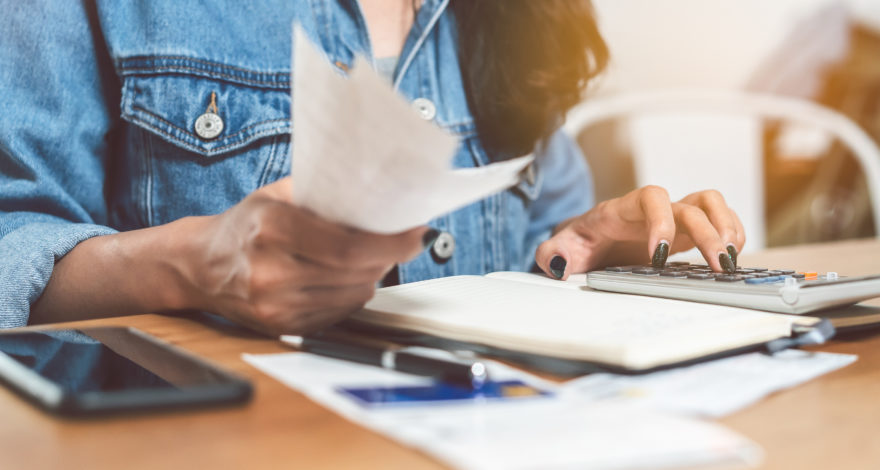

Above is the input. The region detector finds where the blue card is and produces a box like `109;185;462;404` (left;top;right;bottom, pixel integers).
337;380;553;407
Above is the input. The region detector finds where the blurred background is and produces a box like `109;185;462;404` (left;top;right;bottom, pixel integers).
568;0;880;252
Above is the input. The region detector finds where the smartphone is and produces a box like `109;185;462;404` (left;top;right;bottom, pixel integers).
0;326;252;416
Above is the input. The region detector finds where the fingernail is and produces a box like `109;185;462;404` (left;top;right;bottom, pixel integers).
651;240;669;269
550;256;567;279
726;244;738;268
422;228;440;249
719;252;735;274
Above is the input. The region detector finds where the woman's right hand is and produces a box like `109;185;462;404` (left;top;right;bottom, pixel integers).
183;177;429;336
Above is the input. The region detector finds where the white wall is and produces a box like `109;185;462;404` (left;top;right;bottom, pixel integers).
847;0;880;32
583;0;850;251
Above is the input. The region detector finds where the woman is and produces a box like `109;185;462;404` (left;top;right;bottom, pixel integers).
0;0;744;334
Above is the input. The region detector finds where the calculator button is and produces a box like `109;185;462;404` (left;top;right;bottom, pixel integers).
667;262;691;266
777;269;795;275
744;278;766;285
632;268;662;275
792;273;806;279
687;273;713;280
736;269;756;273
745;267;768;272
715;275;744;282
764;270;783;276
690;264;709;269
751;272;770;278
660;271;688;277
740;274;757;279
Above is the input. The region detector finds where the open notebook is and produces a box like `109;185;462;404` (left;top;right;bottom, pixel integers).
354;273;814;371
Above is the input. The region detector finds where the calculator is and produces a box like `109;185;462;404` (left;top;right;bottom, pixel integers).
585;262;880;314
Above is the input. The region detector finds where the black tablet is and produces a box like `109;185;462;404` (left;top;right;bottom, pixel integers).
0;326;252;416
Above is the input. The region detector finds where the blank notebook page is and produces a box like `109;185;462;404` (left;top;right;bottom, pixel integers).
357;276;794;370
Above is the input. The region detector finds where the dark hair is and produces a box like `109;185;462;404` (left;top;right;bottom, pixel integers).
452;1;609;159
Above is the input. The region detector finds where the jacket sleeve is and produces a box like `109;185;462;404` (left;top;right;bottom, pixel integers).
521;129;595;270
0;1;119;327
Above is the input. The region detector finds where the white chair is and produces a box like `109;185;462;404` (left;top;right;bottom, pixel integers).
563;89;880;250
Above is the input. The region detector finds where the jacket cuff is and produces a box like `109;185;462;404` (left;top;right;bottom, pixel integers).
0;222;117;328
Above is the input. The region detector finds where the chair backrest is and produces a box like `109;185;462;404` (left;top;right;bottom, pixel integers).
563;89;880;250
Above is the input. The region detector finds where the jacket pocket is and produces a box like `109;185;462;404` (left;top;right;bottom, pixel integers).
113;56;292;227
118;56;290;158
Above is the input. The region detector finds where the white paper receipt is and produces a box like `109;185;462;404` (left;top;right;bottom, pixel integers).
244;352;761;470
290;26;533;234
562;349;857;418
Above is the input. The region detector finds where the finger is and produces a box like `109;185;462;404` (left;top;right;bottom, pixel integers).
681;190;740;265
290;219;429;269
672;203;735;273
730;209;747;252
535;226;611;280
249;282;376;333
584;186;677;261
605;186;677;266
283;283;375;333
254;177;294;203
250;200;430;269
249;251;390;293
535;186;678;277
535;229;574;280
634;186;676;267
224;305;356;337
286;306;362;335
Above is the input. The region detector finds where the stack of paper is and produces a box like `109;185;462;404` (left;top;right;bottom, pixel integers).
289;27;533;234
244;352;762;470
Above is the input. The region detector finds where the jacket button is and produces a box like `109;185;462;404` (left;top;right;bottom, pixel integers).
430;231;455;264
412;98;436;121
194;112;224;140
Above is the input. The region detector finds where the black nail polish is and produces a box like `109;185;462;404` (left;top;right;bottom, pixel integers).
422;228;440;249
651;242;669;269
726;245;738;268
549;256;567;279
719;252;735;274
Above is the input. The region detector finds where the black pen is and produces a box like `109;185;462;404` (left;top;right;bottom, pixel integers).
280;334;489;389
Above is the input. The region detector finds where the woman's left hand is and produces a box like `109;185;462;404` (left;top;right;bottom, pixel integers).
535;186;746;280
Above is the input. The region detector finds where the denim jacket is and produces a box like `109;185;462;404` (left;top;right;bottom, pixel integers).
0;0;594;328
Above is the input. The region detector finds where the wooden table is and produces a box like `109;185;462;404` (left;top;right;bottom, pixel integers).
1;239;879;470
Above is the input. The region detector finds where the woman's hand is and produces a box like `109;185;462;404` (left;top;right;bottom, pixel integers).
183;177;429;335
32;177;429;333
535;186;745;280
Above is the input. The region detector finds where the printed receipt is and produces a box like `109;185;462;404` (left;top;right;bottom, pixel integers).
290;26;533;234
243;352;761;470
